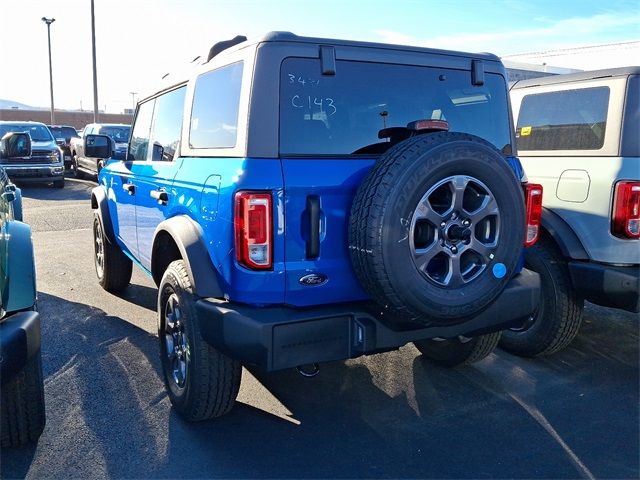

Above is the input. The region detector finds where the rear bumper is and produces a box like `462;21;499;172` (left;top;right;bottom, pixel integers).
196;269;540;371
0;310;41;384
569;262;640;313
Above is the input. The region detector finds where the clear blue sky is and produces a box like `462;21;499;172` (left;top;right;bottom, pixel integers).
2;0;639;113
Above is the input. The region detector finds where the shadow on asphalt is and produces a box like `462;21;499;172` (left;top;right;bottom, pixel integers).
17;177;96;201
2;293;638;479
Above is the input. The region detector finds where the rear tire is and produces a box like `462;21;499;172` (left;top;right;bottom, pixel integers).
415;332;501;367
159;260;242;421
500;235;584;356
93;214;132;292
1;350;46;448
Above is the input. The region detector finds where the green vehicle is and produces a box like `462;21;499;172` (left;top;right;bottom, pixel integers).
0;132;45;448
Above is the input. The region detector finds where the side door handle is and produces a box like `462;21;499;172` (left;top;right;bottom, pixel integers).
150;188;169;205
122;183;135;195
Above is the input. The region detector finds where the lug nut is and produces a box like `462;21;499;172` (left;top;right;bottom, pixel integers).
463;220;470;226
451;213;458;220
451;246;458;254
440;222;446;228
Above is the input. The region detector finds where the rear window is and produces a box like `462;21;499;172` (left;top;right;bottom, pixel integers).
279;58;512;156
49;126;78;139
99;126;130;143
516;87;610;151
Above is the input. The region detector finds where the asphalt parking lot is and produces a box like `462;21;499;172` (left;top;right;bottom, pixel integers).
2;178;638;479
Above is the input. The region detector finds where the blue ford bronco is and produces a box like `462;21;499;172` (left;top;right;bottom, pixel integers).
87;33;542;421
0;133;45;447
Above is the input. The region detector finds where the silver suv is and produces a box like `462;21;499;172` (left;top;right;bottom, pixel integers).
505;67;639;356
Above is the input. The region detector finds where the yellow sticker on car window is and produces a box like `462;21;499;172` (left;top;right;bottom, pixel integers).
520;126;532;136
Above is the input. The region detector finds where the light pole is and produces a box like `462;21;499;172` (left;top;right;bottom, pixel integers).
91;0;99;122
129;91;137;112
41;17;55;124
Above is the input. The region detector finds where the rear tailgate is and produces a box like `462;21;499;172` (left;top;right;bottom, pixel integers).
282;158;374;306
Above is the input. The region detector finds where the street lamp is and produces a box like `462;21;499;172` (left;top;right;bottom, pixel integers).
129;91;137;112
41;17;55;124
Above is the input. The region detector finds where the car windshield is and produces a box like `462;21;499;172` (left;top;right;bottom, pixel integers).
0;124;54;142
49;126;79;139
280;58;512;156
100;126;130;142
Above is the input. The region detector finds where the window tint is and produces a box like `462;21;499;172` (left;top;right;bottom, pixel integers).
516;87;610;151
189;62;243;149
128;100;155;161
279;58;512;156
622;76;639;157
149;86;186;161
49;126;78;139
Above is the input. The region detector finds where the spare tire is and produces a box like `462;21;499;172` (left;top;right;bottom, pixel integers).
349;132;525;326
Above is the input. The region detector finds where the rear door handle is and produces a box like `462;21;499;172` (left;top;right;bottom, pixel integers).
122;183;135;195
150;189;169;205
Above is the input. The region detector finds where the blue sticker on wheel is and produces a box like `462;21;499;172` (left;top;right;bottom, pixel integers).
492;262;507;279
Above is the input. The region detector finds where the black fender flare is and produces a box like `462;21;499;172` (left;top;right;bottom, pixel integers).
90;185;116;244
151;215;224;299
540;208;589;260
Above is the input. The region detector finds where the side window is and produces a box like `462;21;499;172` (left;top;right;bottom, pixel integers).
189;61;243;149
516;87;610;151
149;86;186;161
128;100;155;161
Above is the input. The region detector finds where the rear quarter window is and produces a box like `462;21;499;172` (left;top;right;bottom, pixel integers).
189;61;243;149
516;87;610;151
621;75;639;157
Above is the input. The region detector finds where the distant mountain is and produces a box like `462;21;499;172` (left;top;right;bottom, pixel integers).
0;99;47;110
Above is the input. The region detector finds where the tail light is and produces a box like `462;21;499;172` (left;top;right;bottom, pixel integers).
234;191;273;270
612;181;640;239
524;183;543;247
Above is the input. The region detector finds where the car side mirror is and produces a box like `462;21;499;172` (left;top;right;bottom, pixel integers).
84;134;113;159
0;132;32;159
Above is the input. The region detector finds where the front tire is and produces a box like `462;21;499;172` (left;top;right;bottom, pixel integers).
53;178;64;189
72;155;85;179
159;260;242;421
500;235;584;357
93;214;132;292
415;332;501;367
1;350;46;448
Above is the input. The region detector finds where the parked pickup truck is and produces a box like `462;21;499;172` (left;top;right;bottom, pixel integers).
70;123;130;178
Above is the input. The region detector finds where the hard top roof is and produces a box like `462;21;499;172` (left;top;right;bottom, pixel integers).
223;31;501;62
512;66;640;89
146;31;503;99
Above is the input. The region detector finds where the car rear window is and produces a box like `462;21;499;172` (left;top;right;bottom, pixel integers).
100;126;131;143
49;126;78;139
516;87;610;151
279;58;512;156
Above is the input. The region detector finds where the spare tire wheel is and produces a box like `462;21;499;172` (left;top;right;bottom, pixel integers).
349;132;525;326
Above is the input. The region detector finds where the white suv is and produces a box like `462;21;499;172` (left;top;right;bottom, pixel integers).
505;67;639;356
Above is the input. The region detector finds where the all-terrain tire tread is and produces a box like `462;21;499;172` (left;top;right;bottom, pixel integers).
500;235;583;356
164;260;241;421
1;351;46;448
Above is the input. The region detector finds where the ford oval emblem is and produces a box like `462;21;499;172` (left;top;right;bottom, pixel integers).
299;273;328;286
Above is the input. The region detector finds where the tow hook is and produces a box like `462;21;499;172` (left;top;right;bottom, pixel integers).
296;363;320;378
